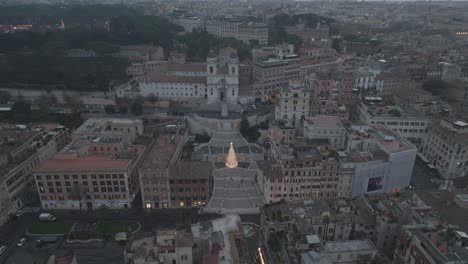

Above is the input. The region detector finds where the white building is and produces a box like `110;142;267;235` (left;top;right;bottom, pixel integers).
275;81;311;128
155;230;193;264
344;125;417;197
175;16;202;32
206;48;239;104
422;119;468;179
205;17;268;46
324;239;378;263
358;96;430;147
303;115;346;150
137;48;240;105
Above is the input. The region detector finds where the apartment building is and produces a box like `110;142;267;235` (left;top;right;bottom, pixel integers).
324;240;378;263
258;139;342;203
140;127;213;209
298;44;349;79
0;124;70;226
426;62;462;81
374;72;414;97
422;118;468;179
358;96;430;147
253;51;300;99
127;230;195;264
155;230;193;264
307;71;358;107
260;199;378;264
395;226;468;264
303;115;346;150
268;121;296;148
205;17;268;46
274;81;311;127
34;136;145;210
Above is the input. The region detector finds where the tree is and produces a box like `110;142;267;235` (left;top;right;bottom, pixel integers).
9;100;32;123
119;105;128;114
70;184;88;214
249;39;260;48
130;101;143;115
63;94;82;113
240;117;260;142
96;204;110;220
146;93;157;108
85;40;119;55
422;78;449;96
240;117;250;136
19;183;39;206
104;104;116;114
0;90;11;104
331;37;343;53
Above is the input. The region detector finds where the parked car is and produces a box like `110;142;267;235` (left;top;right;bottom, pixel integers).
17;238;27;247
39;213;56;222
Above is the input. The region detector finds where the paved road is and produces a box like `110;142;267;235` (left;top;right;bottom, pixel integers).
0;207;256;262
0;211;38;263
410;157;443;191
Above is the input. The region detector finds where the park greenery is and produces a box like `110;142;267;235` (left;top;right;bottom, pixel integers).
176;29;252;61
1;93;83;128
269;13;334;48
422;78;450;96
240;117;260;142
0;5;184;91
0;5;257;92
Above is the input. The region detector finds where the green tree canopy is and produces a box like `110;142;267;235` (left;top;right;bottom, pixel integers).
9;100;32;123
130;101;143;115
423;78;449;96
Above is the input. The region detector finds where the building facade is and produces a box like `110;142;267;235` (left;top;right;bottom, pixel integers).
303;115;346;150
274;81;311;128
0;124;69;226
205;17;268;46
253;51;300;99
137;48;240;105
358;97;430;147
422;119;468;179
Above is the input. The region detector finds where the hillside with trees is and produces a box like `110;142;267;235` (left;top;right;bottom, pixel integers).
0;5;184;91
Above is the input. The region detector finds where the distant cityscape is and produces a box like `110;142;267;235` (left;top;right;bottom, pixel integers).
0;0;468;264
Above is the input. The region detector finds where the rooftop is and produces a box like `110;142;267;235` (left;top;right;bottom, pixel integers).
144;71;207;84
141;133;184;170
304;115;343;129
324;239;376;253
369;124;414;153
74;118;141;136
414;190;468;233
36;155;131;172
169;161;212;179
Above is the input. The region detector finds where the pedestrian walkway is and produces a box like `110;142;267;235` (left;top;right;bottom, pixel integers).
22;206;41;214
207;168;264;214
